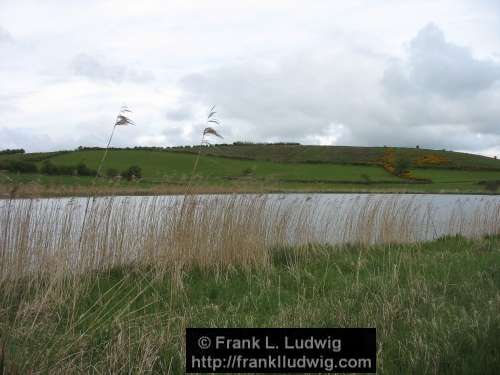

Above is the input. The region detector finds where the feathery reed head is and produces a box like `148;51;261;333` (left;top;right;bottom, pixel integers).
201;105;222;143
203;127;223;138
207;105;219;125
115;106;135;126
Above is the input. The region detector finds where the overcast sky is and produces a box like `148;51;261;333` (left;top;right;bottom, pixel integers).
1;0;500;156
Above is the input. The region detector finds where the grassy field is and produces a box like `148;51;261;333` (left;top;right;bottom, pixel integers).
1;145;500;196
1;235;499;374
45;149;402;182
411;168;500;183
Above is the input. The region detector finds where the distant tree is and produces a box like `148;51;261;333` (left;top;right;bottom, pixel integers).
416;145;420;149
77;162;94;176
0;149;25;155
121;165;142;181
394;156;411;176
1;160;37;173
41;161;59;175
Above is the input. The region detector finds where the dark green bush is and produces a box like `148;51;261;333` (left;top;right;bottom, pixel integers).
13;161;37;173
121;165;142;181
394;156;411;176
0;160;37;173
76;162;94;176
41;161;60;175
106;168;119;178
57;165;77;175
40;161;95;176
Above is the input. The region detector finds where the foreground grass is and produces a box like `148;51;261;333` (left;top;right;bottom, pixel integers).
1;236;499;374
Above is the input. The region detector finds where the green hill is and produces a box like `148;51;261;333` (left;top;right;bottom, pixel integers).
44;149;404;182
173;144;500;170
1;144;500;195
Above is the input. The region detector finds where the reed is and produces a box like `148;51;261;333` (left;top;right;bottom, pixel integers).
189;106;223;189
94;105;135;182
0;194;499;373
1;195;499;282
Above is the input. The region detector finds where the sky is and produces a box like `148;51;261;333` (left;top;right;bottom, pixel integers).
1;0;500;156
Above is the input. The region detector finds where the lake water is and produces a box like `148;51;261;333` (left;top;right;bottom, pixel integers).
2;193;499;245
1;193;499;276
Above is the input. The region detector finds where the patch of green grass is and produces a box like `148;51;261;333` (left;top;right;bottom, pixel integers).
46;150;401;182
410;168;500;183
1;236;499;373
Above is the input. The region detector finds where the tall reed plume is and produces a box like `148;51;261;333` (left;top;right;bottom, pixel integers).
94;105;135;182
189;106;223;185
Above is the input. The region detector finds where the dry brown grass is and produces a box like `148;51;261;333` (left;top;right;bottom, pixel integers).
0;182;268;199
1;194;499;284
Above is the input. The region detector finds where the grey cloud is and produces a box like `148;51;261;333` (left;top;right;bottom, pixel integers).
0;127;56;151
380;24;500;142
71;54;125;82
70;54;154;83
179;58;385;144
383;23;500;97
166;105;194;122
178;24;500;154
0;26;13;44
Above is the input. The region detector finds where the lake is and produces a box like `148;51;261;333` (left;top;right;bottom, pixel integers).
1;193;499;276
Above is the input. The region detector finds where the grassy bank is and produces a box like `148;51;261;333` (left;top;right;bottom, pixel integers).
1;174;499;199
1;236;499;374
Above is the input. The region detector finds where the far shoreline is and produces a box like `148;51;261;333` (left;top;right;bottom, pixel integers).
1;183;498;199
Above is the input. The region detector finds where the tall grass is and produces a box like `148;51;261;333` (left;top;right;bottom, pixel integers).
0;194;499;373
1;194;499;282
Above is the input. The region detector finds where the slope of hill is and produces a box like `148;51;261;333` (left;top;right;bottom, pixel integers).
40;150;403;182
173;144;500;170
1;144;500;196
